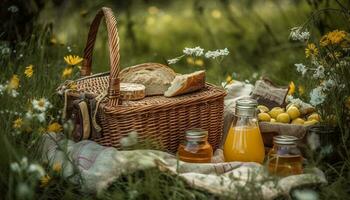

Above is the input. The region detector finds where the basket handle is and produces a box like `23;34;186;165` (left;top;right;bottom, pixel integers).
81;7;121;106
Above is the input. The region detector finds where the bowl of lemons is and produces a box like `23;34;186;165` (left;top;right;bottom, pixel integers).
257;104;320;126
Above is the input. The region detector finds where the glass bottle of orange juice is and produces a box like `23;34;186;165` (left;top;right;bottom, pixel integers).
224;98;265;163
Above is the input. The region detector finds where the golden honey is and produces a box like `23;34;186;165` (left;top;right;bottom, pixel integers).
178;129;213;163
268;135;303;176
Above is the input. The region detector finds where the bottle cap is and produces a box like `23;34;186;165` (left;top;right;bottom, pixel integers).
235;98;258;117
185;129;208;141
273;135;299;145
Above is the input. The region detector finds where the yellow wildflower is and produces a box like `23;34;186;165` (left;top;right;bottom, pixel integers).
328;51;342;60
211;9;222;19
24;65;34;78
305;43;318;58
52;163;62;173
194;59;204;67
288;81;295;95
320;30;347;46
47;122;63;133
8;75;20;90
40;175;51;188
226;75;233;84
298;85;305;95
64;55;83;65
186;57;194;65
13;118;23;129
62;67;73;79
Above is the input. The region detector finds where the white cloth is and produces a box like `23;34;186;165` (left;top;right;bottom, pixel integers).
41;134;326;199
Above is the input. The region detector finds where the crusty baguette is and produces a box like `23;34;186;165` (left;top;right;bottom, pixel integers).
164;70;205;97
120;63;176;96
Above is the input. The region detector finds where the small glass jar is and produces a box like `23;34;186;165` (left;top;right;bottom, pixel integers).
268;135;303;176
178;129;213;163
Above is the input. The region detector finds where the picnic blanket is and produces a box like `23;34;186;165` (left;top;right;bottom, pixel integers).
41;133;326;199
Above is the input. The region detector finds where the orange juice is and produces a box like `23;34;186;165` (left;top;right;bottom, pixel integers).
224;126;265;163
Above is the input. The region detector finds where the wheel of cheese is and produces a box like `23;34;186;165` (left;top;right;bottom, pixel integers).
120;83;146;101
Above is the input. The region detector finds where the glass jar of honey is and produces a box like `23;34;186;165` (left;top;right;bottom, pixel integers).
223;98;265;163
178;129;213;163
268;135;303;176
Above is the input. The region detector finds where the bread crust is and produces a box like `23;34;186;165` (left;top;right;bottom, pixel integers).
119;63;176;96
165;70;205;97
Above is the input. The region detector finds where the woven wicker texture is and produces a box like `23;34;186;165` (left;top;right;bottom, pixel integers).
63;7;226;153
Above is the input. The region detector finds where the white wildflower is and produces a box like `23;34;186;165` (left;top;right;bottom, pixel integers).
8;5;19;13
289;27;310;41
0;84;5;95
309;86;326;106
25;111;33;120
20;157;28;168
167;58;180;65
321;79;336;91
35;112;46;122
28;164;45;178
205;48;230;59
307;132;320;151
32;98;52;112
10;89;19;97
293;189;319;200
183;46;204;56
10;162;20;172
313;65;325;79
295;63;307;76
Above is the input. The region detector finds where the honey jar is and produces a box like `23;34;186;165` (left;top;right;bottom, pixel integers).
268;135;303;176
178;129;213;163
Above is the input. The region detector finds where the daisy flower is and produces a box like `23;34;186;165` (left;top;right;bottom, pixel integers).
32;98;52;113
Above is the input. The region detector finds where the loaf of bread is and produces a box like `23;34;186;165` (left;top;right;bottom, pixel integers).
120;83;146;101
164;70;205;97
119;63;176;96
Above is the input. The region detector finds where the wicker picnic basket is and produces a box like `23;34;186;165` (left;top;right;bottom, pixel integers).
60;7;226;153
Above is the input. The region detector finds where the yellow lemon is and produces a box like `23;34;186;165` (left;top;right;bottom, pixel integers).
304;119;319;126
307;113;321;121
291;118;305;125
258;113;271;122
276;113;290;123
269;107;284;119
257;105;269;113
270;118;276;123
287;106;301;120
286;103;300;110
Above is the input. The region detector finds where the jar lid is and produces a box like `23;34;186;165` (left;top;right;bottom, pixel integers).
273;135;299;145
185;129;208;141
235;98;258;116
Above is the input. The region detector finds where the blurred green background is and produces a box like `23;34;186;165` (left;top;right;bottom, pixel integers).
3;0;348;85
